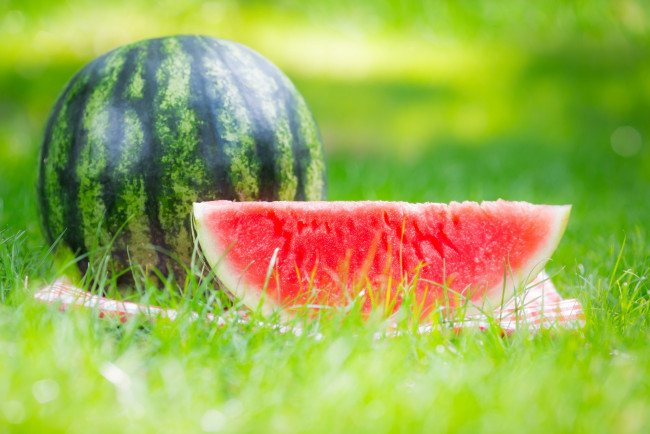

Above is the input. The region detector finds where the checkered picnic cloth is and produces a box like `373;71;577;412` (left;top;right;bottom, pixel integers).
33;271;585;336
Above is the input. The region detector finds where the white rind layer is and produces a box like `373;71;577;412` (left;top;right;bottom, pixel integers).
477;203;571;313
194;201;572;319
194;202;284;318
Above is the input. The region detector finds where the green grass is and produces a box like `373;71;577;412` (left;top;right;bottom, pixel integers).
1;139;648;432
2;0;650;432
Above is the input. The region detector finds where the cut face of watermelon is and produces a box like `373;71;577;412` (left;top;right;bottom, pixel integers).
194;200;570;320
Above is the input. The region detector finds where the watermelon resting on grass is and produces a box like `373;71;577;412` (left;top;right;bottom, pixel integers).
194;199;570;320
37;35;326;281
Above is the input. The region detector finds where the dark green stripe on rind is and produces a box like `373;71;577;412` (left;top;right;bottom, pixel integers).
185;37;237;202
42;64;98;258
38;73;89;244
109;43;152;267
138;38;170;273
155;37;207;261
239;42;323;202
220;39;299;201
59;64;97;259
235;38;326;201
267;54;327;200
200;36;262;201
76;48;127;252
216;39;276;200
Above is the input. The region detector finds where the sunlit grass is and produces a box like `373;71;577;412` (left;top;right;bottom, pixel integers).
1;132;649;430
0;223;648;431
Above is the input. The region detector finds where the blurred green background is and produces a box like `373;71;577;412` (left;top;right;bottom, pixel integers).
1;0;649;254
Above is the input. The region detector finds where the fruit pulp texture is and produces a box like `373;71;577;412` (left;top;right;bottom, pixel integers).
201;201;559;317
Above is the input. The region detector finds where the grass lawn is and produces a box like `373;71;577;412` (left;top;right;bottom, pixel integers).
1;137;649;432
2;1;650;432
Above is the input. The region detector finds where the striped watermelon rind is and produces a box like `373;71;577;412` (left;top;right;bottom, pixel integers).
37;35;327;279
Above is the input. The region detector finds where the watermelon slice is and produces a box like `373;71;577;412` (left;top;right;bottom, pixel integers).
194;200;570;320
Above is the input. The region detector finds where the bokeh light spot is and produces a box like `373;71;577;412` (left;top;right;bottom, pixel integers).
201;409;226;432
611;126;642;157
3;400;24;424
3;10;25;34
32;378;60;404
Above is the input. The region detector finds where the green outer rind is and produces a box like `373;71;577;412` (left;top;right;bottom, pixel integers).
193;201;572;319
37;35;327;280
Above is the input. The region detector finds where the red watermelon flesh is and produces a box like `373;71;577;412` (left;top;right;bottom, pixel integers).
194;200;570;319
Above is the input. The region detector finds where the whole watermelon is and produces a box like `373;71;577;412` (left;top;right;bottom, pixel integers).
37;35;327;281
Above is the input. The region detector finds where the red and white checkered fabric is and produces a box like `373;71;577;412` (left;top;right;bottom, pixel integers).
33;271;584;336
